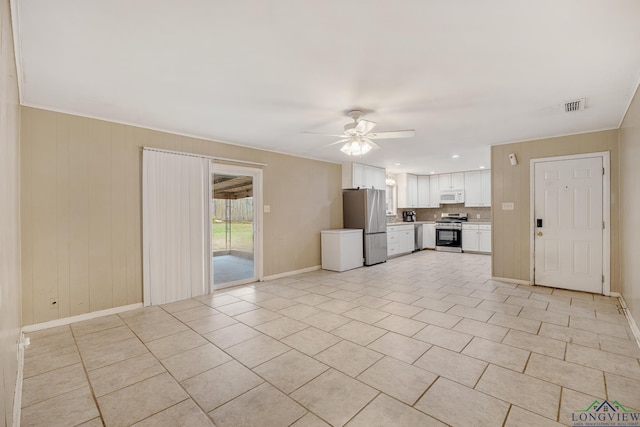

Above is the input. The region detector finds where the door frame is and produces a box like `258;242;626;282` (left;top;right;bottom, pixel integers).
210;163;264;289
529;151;611;295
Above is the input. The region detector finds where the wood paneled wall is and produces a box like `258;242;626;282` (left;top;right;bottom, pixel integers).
21;107;343;325
619;84;640;320
490;130;620;290
0;0;22;422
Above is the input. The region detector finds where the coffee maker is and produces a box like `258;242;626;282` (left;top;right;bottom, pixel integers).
402;210;416;222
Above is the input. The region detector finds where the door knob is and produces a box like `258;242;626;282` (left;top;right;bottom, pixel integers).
537;231;543;237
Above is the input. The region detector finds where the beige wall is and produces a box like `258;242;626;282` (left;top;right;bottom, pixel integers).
0;0;22;423
20;107;343;326
619;84;640;320
490;130;620;290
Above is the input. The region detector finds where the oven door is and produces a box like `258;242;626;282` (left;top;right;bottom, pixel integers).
435;228;462;251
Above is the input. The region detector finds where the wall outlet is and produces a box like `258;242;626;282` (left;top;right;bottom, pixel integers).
502;202;515;210
263;205;270;213
476;214;481;219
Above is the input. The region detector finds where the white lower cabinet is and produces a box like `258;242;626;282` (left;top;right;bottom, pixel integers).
462;228;479;252
387;224;415;257
479;226;492;253
461;224;491;253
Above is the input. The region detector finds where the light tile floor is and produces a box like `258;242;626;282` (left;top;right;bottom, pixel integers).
21;251;640;426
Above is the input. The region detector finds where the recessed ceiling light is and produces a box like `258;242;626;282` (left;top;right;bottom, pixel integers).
452;154;460;158
479;166;486;169
394;163;401;166
430;171;436;174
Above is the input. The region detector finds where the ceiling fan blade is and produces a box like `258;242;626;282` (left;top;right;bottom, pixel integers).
303;131;348;138
325;138;351;147
363;138;381;150
355;119;376;134
367;130;415;139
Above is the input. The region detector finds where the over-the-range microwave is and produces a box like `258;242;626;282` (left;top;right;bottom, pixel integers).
440;189;464;204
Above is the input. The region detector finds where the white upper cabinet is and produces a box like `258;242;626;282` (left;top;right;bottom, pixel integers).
464;170;491;207
481;169;491;206
351;163;364;187
417;175;430;207
343;162;386;190
464;171;482;206
429;175;440;207
395;170;491;209
417;175;440;208
396;173;418;208
438;172;465;191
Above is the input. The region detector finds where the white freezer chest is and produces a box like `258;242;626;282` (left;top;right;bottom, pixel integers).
321;229;364;272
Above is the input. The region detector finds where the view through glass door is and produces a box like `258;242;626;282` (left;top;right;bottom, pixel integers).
211;166;257;287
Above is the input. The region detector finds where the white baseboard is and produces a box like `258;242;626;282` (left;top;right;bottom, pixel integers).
22;303;143;333
491;276;532;286
13;332;26;427
618;295;640;350
261;265;321;282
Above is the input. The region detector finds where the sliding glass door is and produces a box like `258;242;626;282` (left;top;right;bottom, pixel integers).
210;164;262;288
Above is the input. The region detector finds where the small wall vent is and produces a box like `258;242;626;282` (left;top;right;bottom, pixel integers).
564;98;586;112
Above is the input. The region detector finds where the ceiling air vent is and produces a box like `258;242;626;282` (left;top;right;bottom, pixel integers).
564;98;586;113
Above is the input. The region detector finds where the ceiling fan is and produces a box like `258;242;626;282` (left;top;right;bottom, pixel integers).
306;110;415;156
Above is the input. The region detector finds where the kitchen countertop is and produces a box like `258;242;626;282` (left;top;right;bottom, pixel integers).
387;221;491;226
387;221;435;226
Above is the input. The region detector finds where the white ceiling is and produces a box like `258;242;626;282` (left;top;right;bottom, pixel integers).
12;0;640;174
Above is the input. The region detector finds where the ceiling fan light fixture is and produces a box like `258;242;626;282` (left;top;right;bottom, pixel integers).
307;110;414;156
340;138;373;156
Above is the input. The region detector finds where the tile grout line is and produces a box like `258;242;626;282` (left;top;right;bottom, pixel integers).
115;310;219;424
21;252;634;426
70;324;108;426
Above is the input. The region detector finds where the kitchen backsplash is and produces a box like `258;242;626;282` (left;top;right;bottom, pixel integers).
394;204;491;222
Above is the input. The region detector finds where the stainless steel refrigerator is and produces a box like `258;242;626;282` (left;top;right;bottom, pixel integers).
342;189;388;266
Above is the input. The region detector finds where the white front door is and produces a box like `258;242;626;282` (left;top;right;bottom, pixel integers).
533;156;603;293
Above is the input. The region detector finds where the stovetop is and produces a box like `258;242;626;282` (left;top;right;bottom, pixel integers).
437;213;468;223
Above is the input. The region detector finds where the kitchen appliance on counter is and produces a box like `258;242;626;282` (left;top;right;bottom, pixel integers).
343;189;387;266
402;210;416;222
435;212;468;252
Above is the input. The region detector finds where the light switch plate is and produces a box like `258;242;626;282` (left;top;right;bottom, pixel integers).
502;202;514;210
263;205;271;213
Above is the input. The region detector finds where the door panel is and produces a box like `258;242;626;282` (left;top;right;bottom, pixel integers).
572;241;591;275
211;165;260;288
534;157;603;293
543;240;559;272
